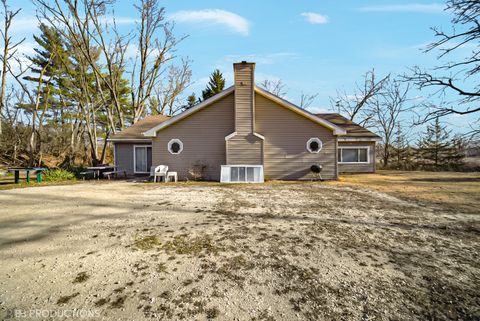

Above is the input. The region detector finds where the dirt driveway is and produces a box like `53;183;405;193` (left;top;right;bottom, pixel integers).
0;179;479;320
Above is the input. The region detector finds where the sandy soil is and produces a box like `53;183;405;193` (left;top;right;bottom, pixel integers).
0;180;478;320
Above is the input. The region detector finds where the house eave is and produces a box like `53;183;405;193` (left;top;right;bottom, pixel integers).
107;138;152;143
338;137;381;142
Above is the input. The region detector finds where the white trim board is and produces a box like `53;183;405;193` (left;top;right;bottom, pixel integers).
338;137;381;142
225;131;265;141
108;138;152;143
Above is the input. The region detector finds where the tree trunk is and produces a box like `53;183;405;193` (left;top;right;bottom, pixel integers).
99;130;110;164
0;34;8;135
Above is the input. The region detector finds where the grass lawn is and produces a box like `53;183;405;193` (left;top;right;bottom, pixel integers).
329;170;480;214
0;171;478;320
0;173;79;190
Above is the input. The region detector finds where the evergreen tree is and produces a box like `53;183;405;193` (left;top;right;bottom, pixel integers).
445;135;466;169
417;118;464;169
186;93;198;109
393;122;409;168
23;24;70;119
202;69;225;100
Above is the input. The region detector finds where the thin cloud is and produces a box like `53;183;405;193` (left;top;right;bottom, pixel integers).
169;9;250;36
358;3;445;13
11;17;41;32
98;16;138;25
6;42;36;76
301;12;329;25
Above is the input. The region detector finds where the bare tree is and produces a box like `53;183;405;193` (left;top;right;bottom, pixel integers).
33;0;137;164
34;0;130;134
0;0;25;134
130;0;187;122
259;79;287;98
405;0;480;134
0;86;26;165
332;69;389;127
151;58;192;115
299;92;318;109
371;79;412;167
10;52;55;166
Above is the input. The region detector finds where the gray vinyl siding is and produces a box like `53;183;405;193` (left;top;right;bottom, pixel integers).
114;142;151;176
234;63;255;134
226;63;264;166
255;93;337;180
151;93;235;181
226;134;263;165
338;141;376;173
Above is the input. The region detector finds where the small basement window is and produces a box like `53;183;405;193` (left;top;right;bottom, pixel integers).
168;139;183;155
307;137;322;153
220;165;264;183
338;147;369;163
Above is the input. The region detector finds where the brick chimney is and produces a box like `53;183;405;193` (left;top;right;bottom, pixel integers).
233;61;255;134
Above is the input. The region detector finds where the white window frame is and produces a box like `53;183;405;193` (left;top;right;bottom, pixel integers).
133;145;152;174
338;146;370;164
220;165;264;183
168;139;184;155
306;137;322;153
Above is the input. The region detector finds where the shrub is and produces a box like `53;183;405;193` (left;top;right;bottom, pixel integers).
43;169;76;182
188;161;208;181
63;165;87;177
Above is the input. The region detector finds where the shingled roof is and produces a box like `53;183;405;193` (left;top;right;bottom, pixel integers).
109;114;170;141
315;113;380;138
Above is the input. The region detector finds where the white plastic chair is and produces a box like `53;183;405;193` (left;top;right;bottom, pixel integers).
151;165;168;182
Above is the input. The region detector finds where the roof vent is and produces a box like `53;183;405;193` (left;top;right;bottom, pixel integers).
241;60;247;64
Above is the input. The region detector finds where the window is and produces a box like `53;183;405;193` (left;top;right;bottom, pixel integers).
134;145;152;173
338;147;369;163
220;165;264;183
307;138;322;153
168;139;183;155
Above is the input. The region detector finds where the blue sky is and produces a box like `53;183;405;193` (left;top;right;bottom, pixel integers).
8;0;476;135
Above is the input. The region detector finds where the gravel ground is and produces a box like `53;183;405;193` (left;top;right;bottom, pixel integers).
0;181;478;321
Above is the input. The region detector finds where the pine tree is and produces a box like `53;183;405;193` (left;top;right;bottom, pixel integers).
445;135;465;169
202;69;225;100
417;118;464;169
186;93;198;109
23;23;70;118
392;122;409;168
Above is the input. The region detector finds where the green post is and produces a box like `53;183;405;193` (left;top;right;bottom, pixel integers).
14;170;19;184
26;170;30;183
36;171;42;183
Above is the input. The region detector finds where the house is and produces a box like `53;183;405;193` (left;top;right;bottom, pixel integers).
108;62;380;182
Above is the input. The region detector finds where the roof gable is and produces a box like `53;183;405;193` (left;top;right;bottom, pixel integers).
143;85;347;137
143;86;235;137
254;86;346;135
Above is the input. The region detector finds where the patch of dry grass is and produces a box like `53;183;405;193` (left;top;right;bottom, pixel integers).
328;170;480;213
0;176;79;190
